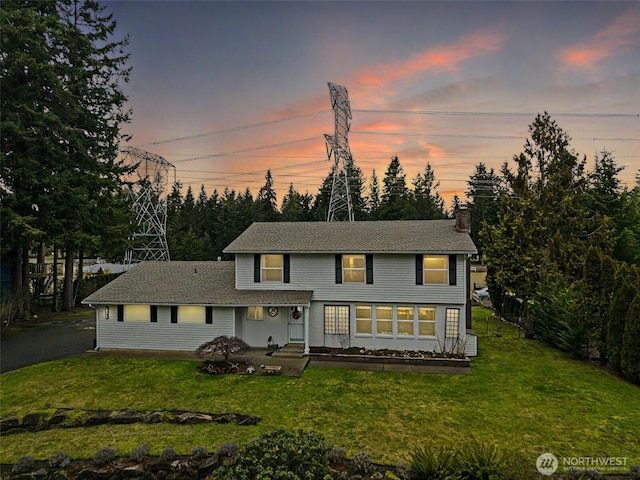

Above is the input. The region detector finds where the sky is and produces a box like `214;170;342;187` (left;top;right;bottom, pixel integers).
105;0;640;209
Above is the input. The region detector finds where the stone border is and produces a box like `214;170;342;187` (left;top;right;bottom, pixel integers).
0;408;260;434
309;353;471;373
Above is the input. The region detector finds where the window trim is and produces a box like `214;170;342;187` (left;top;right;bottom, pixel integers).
342;254;366;283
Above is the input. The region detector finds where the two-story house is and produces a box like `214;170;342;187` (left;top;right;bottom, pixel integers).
83;215;478;356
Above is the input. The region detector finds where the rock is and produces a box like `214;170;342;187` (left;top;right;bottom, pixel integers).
75;467;106;480
86;411;111;426
177;412;212;424
22;412;41;428
49;412;67;425
197;456;218;471
0;416;20;432
122;464;145;477
33;467;49;478
147;462;170;473
143;411;163;423
111;409;142;424
51;472;70;480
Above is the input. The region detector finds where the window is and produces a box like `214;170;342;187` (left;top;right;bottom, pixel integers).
424;255;448;284
324;305;349;335
343;255;365;283
355;305;372;334
124;304;149;322
248;306;264;320
376;306;393;335
397;306;415;336
179;306;206;323
418;307;436;336
446;308;460;338
261;254;283;282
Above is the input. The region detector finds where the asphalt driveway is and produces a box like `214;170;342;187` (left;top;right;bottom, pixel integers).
0;312;96;374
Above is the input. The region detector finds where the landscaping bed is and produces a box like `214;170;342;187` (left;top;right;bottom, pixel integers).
309;346;470;368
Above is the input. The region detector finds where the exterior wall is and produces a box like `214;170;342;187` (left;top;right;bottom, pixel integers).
236;253;467;304
236;306;289;348
96;304;234;351
307;301;468;354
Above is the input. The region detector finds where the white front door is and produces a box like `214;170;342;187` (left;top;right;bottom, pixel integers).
288;308;304;342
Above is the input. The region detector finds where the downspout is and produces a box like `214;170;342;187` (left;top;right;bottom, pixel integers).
303;305;310;355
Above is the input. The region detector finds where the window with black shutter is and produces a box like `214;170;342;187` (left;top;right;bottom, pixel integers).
366;254;374;284
150;305;158;323
448;254;457;286
335;254;342;284
170;306;178;324
206;306;213;324
117;304;124;322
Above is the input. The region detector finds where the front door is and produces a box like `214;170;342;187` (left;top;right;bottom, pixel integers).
288;308;304;342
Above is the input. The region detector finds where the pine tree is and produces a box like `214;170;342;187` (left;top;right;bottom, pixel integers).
367;169;381;219
466;163;501;260
256;170;278;221
408;162;445;220
379;156;409;220
621;293;640;384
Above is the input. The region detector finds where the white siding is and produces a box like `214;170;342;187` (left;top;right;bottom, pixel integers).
97;305;234;351
238;307;289;348
236;253;466;304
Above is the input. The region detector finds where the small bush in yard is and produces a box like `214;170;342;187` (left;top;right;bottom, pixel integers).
12;455;36;474
48;451;71;469
327;446;347;464
192;445;209;460
351;451;374;474
213;429;331;480
93;447;116;466
457;440;506;480
130;444;149;463
410;444;457;480
159;447;177;463
215;442;239;459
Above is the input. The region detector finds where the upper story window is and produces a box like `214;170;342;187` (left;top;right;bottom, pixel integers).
262;254;283;282
335;254;373;284
254;254;290;283
416;254;457;286
343;255;365;283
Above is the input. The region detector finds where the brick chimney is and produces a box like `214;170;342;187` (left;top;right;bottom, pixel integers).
455;206;471;233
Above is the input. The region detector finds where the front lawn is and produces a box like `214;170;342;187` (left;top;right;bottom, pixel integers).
1;307;639;470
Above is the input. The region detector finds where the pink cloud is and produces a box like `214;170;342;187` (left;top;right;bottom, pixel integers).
557;8;640;70
351;28;505;92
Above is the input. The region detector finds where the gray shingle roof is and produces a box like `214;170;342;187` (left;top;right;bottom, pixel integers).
224;220;477;254
82;261;312;306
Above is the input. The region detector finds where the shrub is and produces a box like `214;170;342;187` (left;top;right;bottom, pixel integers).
215;442;239;459
48;451;71;469
457;440;505;480
159;447;177;463
327;446;346;464
213;429;331;480
351;452;374;474
195;336;249;362
192;445;209;460
410;444;457;480
12;455;36;474
93;447;116;466
130;444;149;463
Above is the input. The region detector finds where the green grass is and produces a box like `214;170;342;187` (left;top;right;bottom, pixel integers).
1;307;639;469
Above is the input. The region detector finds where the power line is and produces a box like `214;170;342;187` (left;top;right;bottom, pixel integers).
353;109;639;118
136;110;331;148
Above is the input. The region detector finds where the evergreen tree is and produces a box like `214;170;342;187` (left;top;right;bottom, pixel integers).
621;293;640;384
281;184;310;221
379;156;410;220
408;162;445;220
367;169;381;219
606;265;640;371
256;170;278;221
466;163;501;261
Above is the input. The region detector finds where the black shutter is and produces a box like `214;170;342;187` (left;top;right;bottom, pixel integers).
366;254;373;284
206;306;213;324
449;254;457;286
117;304;124;322
335;254;342;284
150;305;158;323
283;254;290;283
171;306;178;323
254;254;261;283
415;255;423;285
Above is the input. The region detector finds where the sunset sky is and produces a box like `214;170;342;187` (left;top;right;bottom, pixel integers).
105;0;640;208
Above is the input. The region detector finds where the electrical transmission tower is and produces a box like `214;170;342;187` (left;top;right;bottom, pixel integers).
121;147;175;266
325;82;355;222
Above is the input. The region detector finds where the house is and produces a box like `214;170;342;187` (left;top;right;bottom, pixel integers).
83;214;478;356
